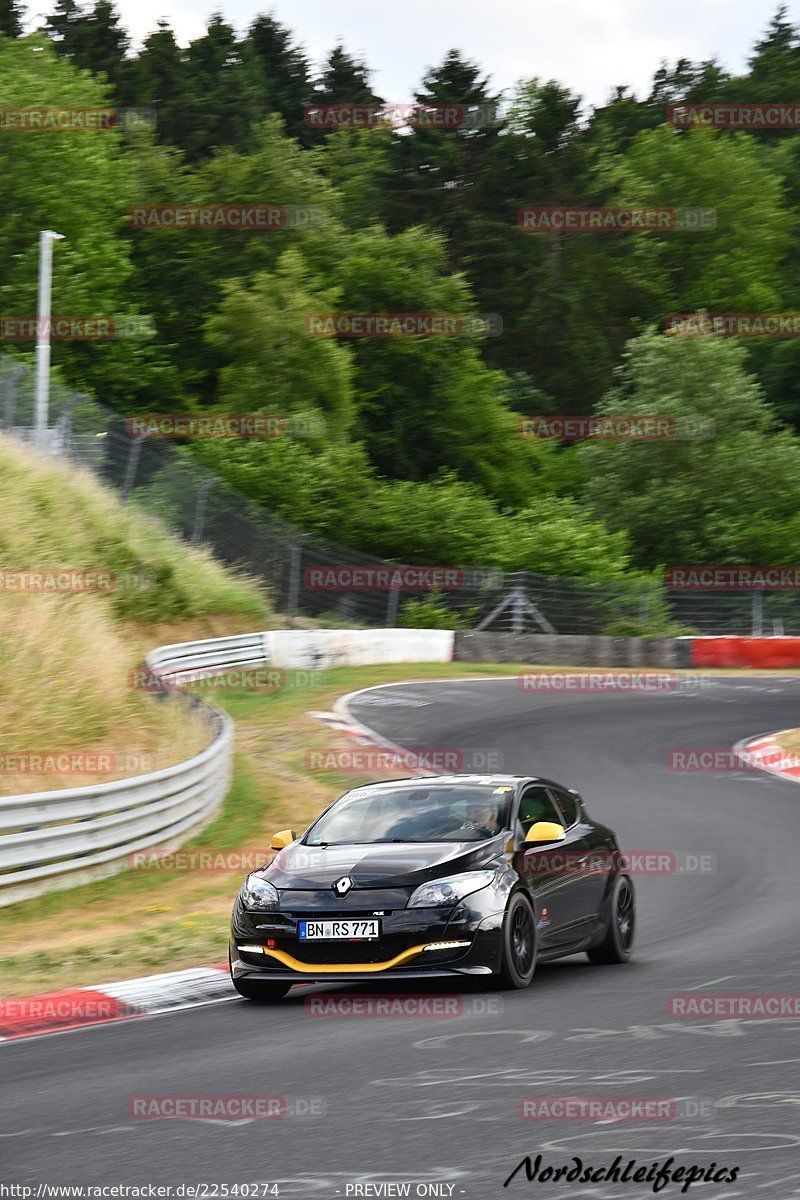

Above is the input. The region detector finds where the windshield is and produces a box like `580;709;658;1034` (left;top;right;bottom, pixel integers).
305;783;513;845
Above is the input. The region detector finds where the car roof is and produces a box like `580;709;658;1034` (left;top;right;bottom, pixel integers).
346;774;533;788
341;774;581;795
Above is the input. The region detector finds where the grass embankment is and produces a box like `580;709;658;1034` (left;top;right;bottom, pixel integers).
0;434;269;795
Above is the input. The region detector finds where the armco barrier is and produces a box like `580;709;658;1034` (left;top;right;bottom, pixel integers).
145;632;270;687
0;705;234;908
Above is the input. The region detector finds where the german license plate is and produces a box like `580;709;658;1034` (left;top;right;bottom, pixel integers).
298;919;380;940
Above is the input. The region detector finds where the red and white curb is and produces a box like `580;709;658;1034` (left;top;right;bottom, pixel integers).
733;730;800;783
307;686;437;776
0;965;236;1041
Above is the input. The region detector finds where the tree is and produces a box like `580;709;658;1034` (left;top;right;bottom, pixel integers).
581;330;800;566
204;247;356;437
326;224;550;504
0;35;162;406
45;0;128;85
312;42;380;105
117;20;186;148
242;14;312;144
311;124;394;230
179;15;248;159
748;6;798;83
127;116;339;404
0;0;24;37
613;125;790;312
384;50;506;244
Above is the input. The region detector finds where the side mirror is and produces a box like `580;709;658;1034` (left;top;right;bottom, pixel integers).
524;821;566;845
271;829;297;850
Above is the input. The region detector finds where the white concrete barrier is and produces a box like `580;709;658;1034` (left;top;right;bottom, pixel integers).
264;629;454;670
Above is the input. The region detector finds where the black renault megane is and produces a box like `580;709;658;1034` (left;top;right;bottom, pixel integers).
229;774;635;1000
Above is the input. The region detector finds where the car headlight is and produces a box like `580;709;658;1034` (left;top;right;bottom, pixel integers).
239;872;280;911
407;870;496;908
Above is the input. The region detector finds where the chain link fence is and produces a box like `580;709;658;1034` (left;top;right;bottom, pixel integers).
1;351;797;636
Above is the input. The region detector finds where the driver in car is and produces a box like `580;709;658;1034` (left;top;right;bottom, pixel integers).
458;800;501;838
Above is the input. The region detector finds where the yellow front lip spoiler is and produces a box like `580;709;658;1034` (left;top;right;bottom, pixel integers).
259;944;429;974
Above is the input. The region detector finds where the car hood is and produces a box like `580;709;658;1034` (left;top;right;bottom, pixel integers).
264;835;506;889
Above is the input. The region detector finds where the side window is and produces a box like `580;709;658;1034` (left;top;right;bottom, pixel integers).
549;786;579;827
518;785;562;834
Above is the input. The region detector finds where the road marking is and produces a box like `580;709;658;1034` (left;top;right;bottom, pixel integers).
686;975;736;989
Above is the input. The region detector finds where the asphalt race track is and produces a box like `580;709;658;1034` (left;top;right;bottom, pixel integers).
2;675;800;1198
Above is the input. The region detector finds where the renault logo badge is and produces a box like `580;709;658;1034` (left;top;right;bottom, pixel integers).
333;875;354;896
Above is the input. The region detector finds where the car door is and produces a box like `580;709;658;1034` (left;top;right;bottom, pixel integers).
513;783;587;948
547;785;605;930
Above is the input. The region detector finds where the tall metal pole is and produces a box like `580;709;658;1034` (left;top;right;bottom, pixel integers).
192;476;221;545
34;230;64;452
121;435;145;503
752;590;764;637
287;534;309;620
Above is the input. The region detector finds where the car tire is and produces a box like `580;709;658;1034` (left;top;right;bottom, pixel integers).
232;977;292;1002
498;892;537;989
587;874;635;964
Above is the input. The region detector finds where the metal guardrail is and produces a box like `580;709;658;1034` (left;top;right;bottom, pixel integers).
145;632;269;686
0;633;264;908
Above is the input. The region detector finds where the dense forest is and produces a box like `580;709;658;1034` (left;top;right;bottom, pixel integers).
3;1;800;579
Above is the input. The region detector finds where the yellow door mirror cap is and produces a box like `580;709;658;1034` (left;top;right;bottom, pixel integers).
270;829;297;850
524;821;567;844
